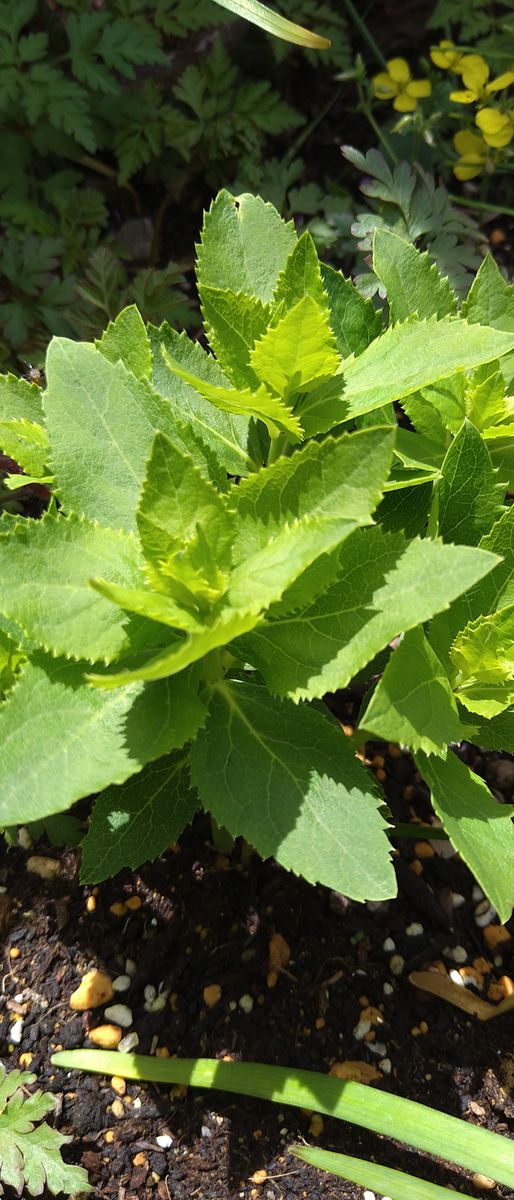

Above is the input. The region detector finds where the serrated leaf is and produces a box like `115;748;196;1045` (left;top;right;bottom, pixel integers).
161;343;302;440
92;580;205;633
463;254;514;384
199;287;271;389
149;324;260;476
271;231;328;312
190;679;395;901
343;317;514;420
435;420;506;546
0;515;143;663
321;263;383;358
0;653;205;824
417;749;514;921
373;228;457;322
459;706;514;753
81;753;197;884
44;339;220;533
0;416;49;476
250;294;341;399
239;528;499;701
196;189;296;303
0;1063;90;1196
360;627;463;755
97;304;152;380
0;373;43;424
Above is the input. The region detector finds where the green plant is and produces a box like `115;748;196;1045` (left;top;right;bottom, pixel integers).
0;1063;90;1196
211;0;330;47
51;1052;514;1196
1;191;514;914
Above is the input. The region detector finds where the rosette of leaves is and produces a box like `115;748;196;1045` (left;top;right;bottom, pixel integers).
1;193;514;916
0;1064;90;1196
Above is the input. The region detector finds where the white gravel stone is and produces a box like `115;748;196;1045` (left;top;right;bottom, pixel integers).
10;1019;23;1045
383;981;394;995
472;885;484;902
104;1004;132;1028
144;984;157;1004
451;945;467;964
363;1191;375;1200
112;975;131;993
125;958;137;977
353;1019;371;1041
117;1031;139;1053
474;900;496;928
156;1135;173;1149
382;937;395;952
452;893;466;909
239;994;254;1014
367;1041;387;1056
145;992;168;1014
379;1058;392;1074
406;922;424;937
449;969;465;986
389;955;405;976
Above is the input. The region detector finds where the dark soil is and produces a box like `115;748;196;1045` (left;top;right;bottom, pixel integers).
2;736;514;1200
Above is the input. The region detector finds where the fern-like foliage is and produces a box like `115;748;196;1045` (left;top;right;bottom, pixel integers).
0;1064;90;1196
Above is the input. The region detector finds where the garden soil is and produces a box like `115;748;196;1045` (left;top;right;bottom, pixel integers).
2;730;514;1200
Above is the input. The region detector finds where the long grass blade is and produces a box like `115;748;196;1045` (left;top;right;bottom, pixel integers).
291;1144;477;1200
51;1053;514;1187
211;0;331;48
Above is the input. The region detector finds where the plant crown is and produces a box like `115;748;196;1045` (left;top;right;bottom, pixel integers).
2;192;514;917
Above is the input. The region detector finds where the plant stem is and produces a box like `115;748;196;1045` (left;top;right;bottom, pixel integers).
343;0;387;68
356;80;399;165
266;432;288;465
448;193;514;220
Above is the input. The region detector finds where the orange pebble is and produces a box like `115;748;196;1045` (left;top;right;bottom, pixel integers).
500;975;514;996
125;896;142;911
410;859;423;876
155;1046;170;1058
414;841;435;859
203;984;222;1009
483;925;511;949
110;902;127;917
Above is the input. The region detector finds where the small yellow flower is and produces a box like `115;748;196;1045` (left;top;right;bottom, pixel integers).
476;106;514;147
430;39;464;71
372;57;431;113
450;54;514;104
453;129;488;179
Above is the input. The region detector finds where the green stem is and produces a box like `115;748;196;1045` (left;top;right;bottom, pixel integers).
266;432;288;465
356;80;399;165
343;0;387;67
389;822;449;841
448;193;514;220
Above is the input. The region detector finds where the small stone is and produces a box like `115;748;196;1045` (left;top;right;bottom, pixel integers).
155;1046;170;1058
117;1031;139;1053
472;884;484;902
10;1019;23;1044
18;827;32;850
70;968;114;1011
250;1170;268;1185
86;896;96;913
383;982;393;996
110;902;127;917
156;1134;173;1149
475;900;496;928
239;994;254;1014
26;856;60;880
451;945;467;964
452;892;466;909
309;1114;324;1137
203;984;222;1009
9;947;20;960
389;955;405;976
268;932;290;973
483;924;511;949
111;1076;126;1096
104;1004;132;1028
104;1130;115;1144
133;1152;146;1167
472;1174;495;1190
125;896;142;911
112;975;131;993
89;1025;122;1049
329;1061;381;1085
383;937;395;952
406;922;423;937
111;1098;125;1119
379;1058;392;1074
414;841;434;859
145;992;168;1013
353;1019;371;1041
125;958;136;977
144;985;156;1004
19;1052;33;1068
449;969;465;986
363;1192;376;1200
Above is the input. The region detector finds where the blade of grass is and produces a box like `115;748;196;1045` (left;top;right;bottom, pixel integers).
290;1144;477;1200
211;0;331;48
51;1054;514;1187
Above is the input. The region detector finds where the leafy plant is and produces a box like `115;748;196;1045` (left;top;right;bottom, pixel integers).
1;191;514;916
211;0;331;47
0;1063;90;1196
52;1051;514;1196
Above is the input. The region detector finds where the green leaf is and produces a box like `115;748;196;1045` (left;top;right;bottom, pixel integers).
92;581;205;633
150;324;260;476
0;416;49;477
291;1145;474;1200
161;344;302;440
0;515;143;663
416;749;514;922
97;304;152;380
137;432;235;601
435;420;506;546
44;340;219;533
343;317;514;420
0;654;205;824
0;1063;90;1197
250;294;341;399
462;254;514;384
272;231;328;312
190;680;395;901
196;190;296;303
375;482;433;538
0;373;43;424
321;263;383;358
81;753;197;884
239;528;499;701
459;706;514;753
373;228;457;322
360;628;463;755
50;1054;514;1191
211;0;331;47
199;287;271;389
452;604;514;685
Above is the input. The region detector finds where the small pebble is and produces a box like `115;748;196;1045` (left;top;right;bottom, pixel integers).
475;899;496;928
203;984;222;1009
449;969;465;986
18;828;33;850
112;975;131;993
89;1024;122;1049
118;1031;139;1053
111;1098;125;1119
383;982;393;996
472;885;484;902
9;947;20;960
363;1191;375;1200
353;1019;371;1041
110;902;127;917
145;992;168;1014
367;1041;387;1056
86;896;96;913
472;1175;495;1190
406;922;423;937
452;892;466;909
26;855;60;880
389;955;405;976
156;1134;173;1149
111;1076;126;1096
383;937;395;952
379;1058;392;1074
10;1019;23;1045
125;896;141;911
451;945;467;964
309;1114;324;1137
144;985;157;1004
239;994;254;1014
105;1004;132;1028
70;969;114;1011
125;959;137;977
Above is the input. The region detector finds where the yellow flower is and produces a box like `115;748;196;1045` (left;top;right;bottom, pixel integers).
430;39;464;71
453;129;488;179
450;54;514;104
372;58;431;112
476;106;514;147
